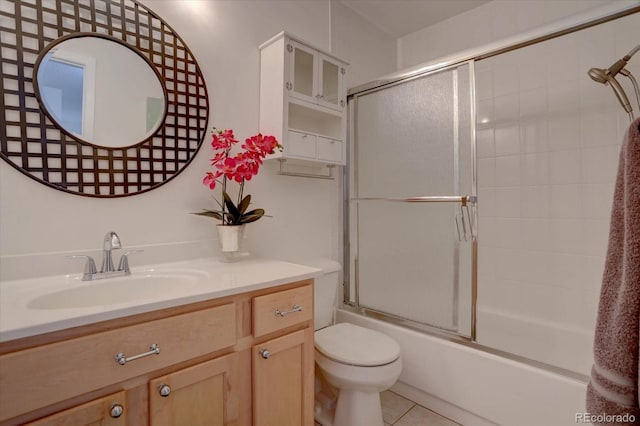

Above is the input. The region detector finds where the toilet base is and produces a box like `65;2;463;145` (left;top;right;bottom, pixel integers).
333;389;384;426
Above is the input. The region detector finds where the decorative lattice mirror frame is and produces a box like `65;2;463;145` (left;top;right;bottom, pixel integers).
0;0;209;197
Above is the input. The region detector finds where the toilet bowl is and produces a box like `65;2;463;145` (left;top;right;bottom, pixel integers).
307;260;402;426
315;323;402;426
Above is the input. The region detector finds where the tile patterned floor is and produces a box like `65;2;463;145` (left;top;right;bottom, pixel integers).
315;389;461;426
381;390;460;426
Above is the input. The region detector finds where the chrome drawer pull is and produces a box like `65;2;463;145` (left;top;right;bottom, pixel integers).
115;343;160;365
274;304;303;317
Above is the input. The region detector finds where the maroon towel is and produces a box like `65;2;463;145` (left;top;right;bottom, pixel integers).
586;117;640;425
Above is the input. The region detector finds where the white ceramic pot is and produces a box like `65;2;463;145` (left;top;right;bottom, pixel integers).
216;224;245;252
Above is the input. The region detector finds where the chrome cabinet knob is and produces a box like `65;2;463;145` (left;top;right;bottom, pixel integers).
110;403;124;418
259;349;270;359
158;384;171;397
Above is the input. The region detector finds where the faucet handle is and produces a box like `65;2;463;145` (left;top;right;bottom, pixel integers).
117;250;143;274
67;255;98;280
104;231;122;250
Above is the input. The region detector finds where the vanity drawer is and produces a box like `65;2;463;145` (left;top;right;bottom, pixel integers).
0;303;236;422
287;130;317;159
317;136;342;163
253;284;313;337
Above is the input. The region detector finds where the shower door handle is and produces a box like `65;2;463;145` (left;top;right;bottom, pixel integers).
454;203;476;242
463;203;476;240
455;214;463;242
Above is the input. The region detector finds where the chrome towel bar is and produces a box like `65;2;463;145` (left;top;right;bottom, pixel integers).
352;195;478;241
351;195;477;204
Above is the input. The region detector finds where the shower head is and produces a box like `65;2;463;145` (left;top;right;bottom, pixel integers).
588;67;608;84
587;68;633;114
606;45;640;78
605;73;632;114
607;58;628;78
587;45;639;115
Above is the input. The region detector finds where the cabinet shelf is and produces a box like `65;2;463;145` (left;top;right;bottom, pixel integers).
288;102;342;139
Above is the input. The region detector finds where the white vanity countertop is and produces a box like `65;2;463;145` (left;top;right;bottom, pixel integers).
0;257;322;342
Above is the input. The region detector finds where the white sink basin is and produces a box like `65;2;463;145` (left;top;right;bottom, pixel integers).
27;271;207;309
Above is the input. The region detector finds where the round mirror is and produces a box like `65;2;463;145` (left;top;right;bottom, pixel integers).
34;34;167;148
2;0;209;197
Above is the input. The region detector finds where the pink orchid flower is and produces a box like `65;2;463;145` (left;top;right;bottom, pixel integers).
198;127;283;225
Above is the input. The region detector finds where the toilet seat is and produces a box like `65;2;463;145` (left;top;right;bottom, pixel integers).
315;323;400;367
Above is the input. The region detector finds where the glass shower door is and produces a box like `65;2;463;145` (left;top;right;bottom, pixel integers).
350;63;474;336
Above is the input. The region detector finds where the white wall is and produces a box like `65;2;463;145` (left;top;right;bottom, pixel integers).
0;0;395;281
398;0;626;69
330;0;397;89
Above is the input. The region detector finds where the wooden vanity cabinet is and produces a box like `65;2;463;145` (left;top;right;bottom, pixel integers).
253;329;314;426
0;279;315;426
252;285;315;426
148;352;241;426
25;391;127;426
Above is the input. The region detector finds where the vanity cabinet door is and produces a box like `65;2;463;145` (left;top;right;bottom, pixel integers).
148;352;242;426
288;41;318;105
25;391;126;426
318;53;344;112
252;328;314;426
286;41;345;113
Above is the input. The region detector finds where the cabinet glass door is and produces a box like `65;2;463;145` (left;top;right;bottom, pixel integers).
319;54;342;111
290;42;316;103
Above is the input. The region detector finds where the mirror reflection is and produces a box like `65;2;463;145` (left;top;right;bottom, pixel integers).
36;35;166;148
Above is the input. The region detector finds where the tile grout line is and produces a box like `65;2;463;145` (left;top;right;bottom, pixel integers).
391;404;416;425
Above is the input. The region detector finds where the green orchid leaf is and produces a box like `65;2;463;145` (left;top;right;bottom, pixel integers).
238;194;252;215
191;210;224;221
222;191;241;221
242;208;265;216
241;214;264;224
241;208;265;224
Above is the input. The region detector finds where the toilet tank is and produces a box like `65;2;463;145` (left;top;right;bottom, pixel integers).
303;259;341;330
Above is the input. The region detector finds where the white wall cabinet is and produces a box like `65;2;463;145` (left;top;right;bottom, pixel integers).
288;40;345;112
260;32;347;166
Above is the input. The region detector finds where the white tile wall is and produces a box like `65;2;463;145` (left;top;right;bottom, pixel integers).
475;12;639;375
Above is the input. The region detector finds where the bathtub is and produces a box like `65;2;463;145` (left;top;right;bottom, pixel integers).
336;309;588;426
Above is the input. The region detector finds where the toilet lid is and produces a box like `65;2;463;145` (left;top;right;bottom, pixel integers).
315;323;400;366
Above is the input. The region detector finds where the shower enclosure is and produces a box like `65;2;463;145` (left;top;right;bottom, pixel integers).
344;9;640;378
348;63;476;338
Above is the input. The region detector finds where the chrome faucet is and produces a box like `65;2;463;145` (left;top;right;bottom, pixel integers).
68;231;142;281
101;231;122;273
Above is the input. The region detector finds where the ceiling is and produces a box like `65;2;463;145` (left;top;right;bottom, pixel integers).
339;0;491;38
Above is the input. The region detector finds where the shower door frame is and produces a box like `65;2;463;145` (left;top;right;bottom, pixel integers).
341;2;640;378
346;60;478;339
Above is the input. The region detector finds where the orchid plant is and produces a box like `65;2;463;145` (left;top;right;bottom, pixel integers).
193;128;282;225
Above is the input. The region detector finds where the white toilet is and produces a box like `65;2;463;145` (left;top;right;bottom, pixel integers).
311;260;402;426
